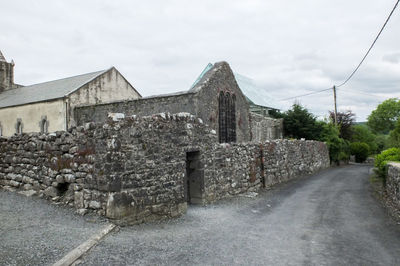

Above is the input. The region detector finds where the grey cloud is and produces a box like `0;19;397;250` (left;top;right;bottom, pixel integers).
383;53;400;64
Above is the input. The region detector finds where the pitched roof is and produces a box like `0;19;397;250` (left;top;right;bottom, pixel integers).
0;69;108;108
189;63;214;90
189;63;281;110
234;73;281;110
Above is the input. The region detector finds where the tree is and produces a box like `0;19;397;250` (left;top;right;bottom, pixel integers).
388;119;400;148
375;134;389;153
282;103;323;140
351;124;377;154
350;142;370;163
329;110;355;140
367;98;400;134
319;122;350;163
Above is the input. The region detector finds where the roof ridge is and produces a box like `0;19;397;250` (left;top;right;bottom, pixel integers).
0;68;111;109
24;69;107;88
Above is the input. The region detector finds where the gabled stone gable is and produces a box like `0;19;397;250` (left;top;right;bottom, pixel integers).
74;61;252;142
192;61;251;142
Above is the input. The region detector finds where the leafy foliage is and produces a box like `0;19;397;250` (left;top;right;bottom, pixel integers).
351;125;377;154
269;109;284;119
375;134;389;153
367;98;400;134
282;103;323;140
374;148;400;180
350;142;369;163
388;118;400;148
319;123;350;164
329;110;355;140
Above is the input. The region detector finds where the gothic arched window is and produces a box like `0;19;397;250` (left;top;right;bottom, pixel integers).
40;116;49;134
218;92;236;143
15;119;23;135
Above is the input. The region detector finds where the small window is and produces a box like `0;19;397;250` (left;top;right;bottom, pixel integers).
0;123;2;137
40;116;49;134
16;119;23;134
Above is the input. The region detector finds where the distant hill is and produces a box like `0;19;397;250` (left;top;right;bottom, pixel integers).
354;121;367;125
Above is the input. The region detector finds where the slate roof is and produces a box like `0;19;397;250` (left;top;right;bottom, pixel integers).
0;69;108;109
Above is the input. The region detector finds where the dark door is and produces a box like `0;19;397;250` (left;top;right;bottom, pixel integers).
185;151;204;204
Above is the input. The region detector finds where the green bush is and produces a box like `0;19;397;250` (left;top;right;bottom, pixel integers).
375;134;389;153
388;118;400;148
351;125;377;154
319;123;350;164
338;151;349;161
350;142;370;163
374;148;400;180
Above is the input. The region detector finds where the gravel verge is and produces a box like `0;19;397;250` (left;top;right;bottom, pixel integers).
0;189;108;266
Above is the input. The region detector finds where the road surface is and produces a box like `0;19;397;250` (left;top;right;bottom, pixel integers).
80;165;400;265
1;165;400;265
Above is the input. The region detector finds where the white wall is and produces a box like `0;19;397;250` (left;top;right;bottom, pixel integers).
0;99;65;137
68;68;140;127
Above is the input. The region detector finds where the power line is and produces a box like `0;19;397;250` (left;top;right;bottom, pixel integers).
278;87;331;102
337;88;386;98
337;0;400;88
278;0;399;103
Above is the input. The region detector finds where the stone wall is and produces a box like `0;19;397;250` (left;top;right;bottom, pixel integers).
261;140;330;187
387;162;400;208
0;113;329;224
75;62;255;143
0;113;216;224
202;143;262;202
250;113;283;142
74;93;196;126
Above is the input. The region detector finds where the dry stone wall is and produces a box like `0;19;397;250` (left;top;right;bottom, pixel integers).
202;143;262;202
262;140;330;187
250;113;283;142
0;113;329;224
387;162;400;209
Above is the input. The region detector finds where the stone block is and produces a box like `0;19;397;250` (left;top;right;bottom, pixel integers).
74;191;84;208
89;200;101;209
18;190;37;197
44;187;58;197
64;174;76;183
56;175;64;183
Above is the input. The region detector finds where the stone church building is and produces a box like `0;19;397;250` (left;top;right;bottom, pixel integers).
0;51;141;137
0;50;282;142
76;62;283;143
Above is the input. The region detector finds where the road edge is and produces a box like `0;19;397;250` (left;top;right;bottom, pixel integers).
52;223;117;266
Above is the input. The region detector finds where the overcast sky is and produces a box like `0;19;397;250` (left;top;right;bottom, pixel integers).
1;0;399;121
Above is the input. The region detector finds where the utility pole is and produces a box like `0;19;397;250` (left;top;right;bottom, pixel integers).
333;85;338;125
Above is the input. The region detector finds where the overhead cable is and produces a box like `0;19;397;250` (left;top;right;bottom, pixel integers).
279;88;331;102
337;0;400;88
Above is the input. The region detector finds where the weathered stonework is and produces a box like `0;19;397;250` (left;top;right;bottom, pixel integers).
261;140;330;187
0;113;329;224
74;62;276;143
250;113;283;142
387;162;400;208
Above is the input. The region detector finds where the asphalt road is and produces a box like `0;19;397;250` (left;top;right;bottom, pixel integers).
1;165;400;265
80;165;400;265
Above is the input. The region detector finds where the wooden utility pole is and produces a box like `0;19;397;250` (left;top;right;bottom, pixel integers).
333;85;338;125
